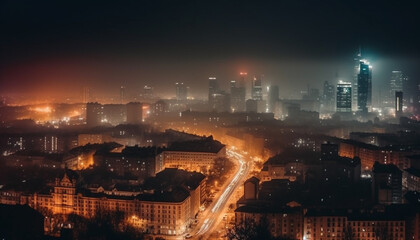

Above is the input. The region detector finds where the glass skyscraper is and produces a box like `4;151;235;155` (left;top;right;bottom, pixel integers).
336;81;352;112
357;60;372;112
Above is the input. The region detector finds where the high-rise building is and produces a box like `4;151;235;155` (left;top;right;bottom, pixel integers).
126;102;143;124
268;85;279;113
208;77;219;98
139;85;154;101
175;82;188;101
321;81;335;112
387;71;415;107
357;60;372;112
252;75;263;101
208;77;220;109
336;81;352;112
102;104;126;125
86;102;103;127
353;49;362;111
120;82;126;104
82;87;90;104
230;79;246;112
210;92;230;112
390;71;403;95
395;91;403;117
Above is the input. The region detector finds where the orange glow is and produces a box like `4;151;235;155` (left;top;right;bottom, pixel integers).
30;106;52;113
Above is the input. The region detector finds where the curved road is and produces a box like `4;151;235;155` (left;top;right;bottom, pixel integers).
190;148;250;239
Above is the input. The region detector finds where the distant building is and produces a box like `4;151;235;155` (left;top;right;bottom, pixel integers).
322;81;335;112
208;77;219;106
94;146;164;178
126;102;142;124
395;91;403;117
175;82;188;101
260;149;360;184
209;91;231;112
336;81;352;112
268;85;279;113
82;87;90;104
230;80;246;112
151;100;167;117
402;168;420;192
338;140;413;171
160;136;226;173
246;99;258;113
102;104;126;125
139;85;154;101
389;71;404;105
251;75;263;101
120;82;126;104
352;49;361;111
372;162;402;204
357;60;372;112
86;102;103;127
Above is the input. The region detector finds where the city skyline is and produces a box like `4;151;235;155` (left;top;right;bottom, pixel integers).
1;1;420;240
1;1;420;102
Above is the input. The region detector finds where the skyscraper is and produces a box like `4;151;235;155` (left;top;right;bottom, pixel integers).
210;92;231;112
357;60;372;112
230;77;246;112
268;85;279;113
126;102;143;124
175;82;188;101
336;81;352;112
353;49;361;111
252;75;263;101
86;102;103;127
322;81;335;112
82;87;90;104
208;77;220;109
395;91;403;117
389;71;404;106
120;81;126;104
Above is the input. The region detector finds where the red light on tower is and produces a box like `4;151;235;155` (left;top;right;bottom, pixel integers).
240;72;247;76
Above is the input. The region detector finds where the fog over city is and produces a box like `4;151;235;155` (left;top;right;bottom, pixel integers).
1;1;420;240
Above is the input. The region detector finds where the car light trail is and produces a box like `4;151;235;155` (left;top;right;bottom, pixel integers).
194;148;249;238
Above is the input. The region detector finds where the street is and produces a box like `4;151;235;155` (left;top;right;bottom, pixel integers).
187;148;251;240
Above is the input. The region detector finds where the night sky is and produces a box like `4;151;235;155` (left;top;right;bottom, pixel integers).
1;0;419;101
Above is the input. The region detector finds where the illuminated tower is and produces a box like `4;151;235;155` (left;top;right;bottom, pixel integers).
395;91;403;117
389;71;404;106
357;60;372;112
175;82;188;101
208;77;219;108
230;74;246;112
252;75;263;101
353;48;361;111
82;87;90;104
322;81;335;112
208;77;219;99
336;81;352;112
120;81;126;104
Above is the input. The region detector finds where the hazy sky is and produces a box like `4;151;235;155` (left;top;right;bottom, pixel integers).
1;0;419;101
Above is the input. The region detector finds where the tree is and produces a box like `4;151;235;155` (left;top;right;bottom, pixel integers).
68;210;144;240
